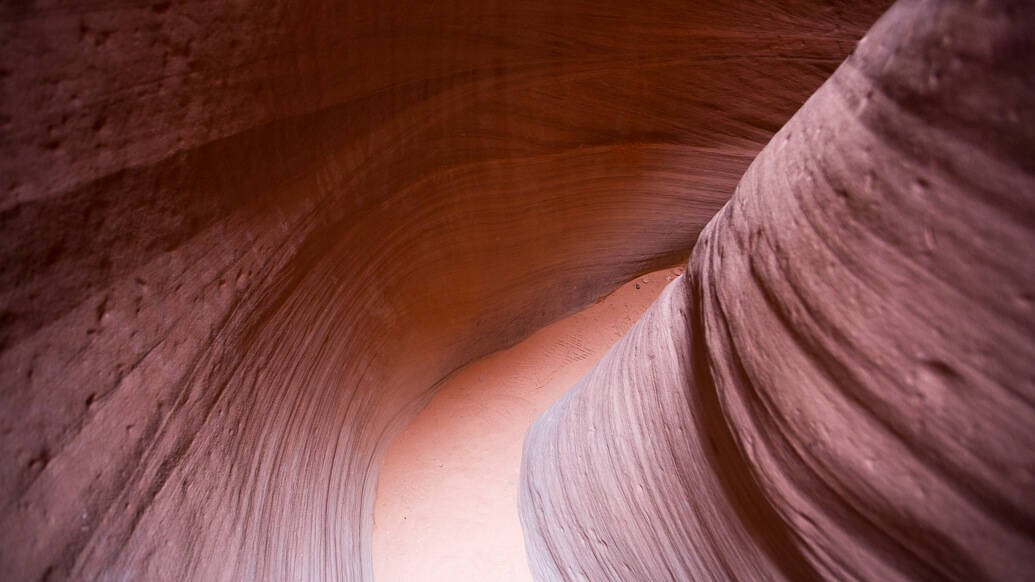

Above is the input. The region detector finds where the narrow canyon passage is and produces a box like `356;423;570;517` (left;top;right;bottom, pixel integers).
3;1;1032;580
373;267;680;581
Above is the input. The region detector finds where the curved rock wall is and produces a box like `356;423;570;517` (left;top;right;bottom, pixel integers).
0;1;891;580
520;1;1035;580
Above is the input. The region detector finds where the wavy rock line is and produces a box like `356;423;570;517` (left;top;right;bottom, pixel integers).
520;1;1035;580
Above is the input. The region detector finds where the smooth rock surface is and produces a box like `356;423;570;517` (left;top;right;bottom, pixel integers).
373;268;674;581
520;1;1035;580
0;1;889;580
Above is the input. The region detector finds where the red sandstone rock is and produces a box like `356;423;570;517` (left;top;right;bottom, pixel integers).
0;1;889;579
520;1;1035;580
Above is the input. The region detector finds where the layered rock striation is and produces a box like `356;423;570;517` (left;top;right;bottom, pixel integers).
520;1;1035;580
0;1;891;580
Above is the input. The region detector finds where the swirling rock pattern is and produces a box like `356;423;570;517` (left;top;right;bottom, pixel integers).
0;1;890;580
520;1;1035;580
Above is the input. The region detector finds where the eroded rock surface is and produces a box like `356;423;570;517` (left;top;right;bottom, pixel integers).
520;1;1035;580
0;1;889;580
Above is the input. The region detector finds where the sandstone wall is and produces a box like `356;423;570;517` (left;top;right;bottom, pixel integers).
520;1;1035;580
0;1;888;579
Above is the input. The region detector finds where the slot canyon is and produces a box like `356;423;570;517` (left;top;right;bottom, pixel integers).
0;0;1032;580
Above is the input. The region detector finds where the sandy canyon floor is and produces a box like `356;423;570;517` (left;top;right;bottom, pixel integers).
372;266;681;581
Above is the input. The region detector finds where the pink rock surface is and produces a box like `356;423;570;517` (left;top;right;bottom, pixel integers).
0;1;889;580
373;268;676;581
520;1;1035;580
373;268;674;581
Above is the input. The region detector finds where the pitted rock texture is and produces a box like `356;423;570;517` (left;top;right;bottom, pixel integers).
520;1;1035;580
0;1;890;580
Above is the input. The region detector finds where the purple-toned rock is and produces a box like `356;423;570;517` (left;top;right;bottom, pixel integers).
520;1;1035;579
0;0;887;579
